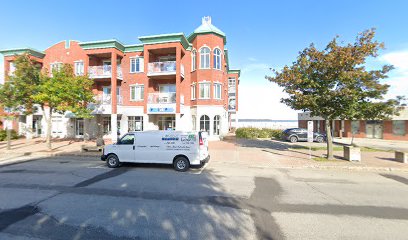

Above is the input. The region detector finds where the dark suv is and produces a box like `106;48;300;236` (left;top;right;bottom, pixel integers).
281;128;326;143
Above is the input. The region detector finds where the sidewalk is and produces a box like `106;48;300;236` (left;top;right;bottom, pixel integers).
0;138;101;164
334;137;408;152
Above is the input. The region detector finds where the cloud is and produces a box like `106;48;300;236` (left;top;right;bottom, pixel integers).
248;57;257;62
237;84;298;120
378;50;408;99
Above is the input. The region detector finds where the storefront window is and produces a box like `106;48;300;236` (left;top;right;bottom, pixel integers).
128;116;143;131
200;115;210;134
393;120;406;136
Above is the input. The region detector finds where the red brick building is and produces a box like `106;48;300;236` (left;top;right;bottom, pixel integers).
0;17;240;141
298;109;408;141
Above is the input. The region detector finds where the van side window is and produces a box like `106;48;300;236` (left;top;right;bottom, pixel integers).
120;134;135;145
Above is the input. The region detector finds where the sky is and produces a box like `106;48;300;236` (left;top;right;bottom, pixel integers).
1;0;408;120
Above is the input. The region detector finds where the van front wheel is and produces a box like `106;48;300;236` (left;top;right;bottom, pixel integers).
106;154;120;168
174;157;190;172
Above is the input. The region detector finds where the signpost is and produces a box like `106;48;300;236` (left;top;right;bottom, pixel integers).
307;121;314;159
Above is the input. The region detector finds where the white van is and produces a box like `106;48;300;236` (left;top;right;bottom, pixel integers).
101;131;210;171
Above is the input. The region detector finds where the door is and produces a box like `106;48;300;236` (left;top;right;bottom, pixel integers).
75;119;84;138
113;134;135;162
134;133;159;163
366;121;383;139
103;60;111;75
298;128;308;141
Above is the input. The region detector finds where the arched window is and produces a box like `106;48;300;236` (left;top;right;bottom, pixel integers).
191;50;197;71
213;115;221;135
213;48;221;70
200;115;210;134
200;47;210;69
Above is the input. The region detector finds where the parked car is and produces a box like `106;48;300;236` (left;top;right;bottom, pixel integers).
281;128;326;143
101;131;210;171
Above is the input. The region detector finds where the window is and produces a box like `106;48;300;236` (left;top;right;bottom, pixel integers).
200;47;210;69
103;117;111;134
214;115;221;135
191;84;196;100
103;116;120;135
74;61;84;76
351;120;360;134
213;48;221;70
199;82;210;99
128;116;143;131
9;62;16;76
192;115;196;131
393;120;406;136
130;85;144;101
130;57;144;73
119;134;135;145
191;50;197;71
214;83;222;99
200;115;210;134
50;62;62;74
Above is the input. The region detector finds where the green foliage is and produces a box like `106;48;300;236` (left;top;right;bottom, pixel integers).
235;128;283;139
0;54;41;114
266;29;402;121
0;129;19;141
33;64;95;117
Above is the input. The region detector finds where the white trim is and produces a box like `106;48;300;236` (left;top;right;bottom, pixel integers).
198;82;211;99
129;56;144;73
129;84;145;102
213;47;222;70
191;49;197;72
199;46;211;69
213;82;222;100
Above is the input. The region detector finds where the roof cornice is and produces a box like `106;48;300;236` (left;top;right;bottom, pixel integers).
0;48;45;59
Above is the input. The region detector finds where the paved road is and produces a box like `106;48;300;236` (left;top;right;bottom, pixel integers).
0;154;408;239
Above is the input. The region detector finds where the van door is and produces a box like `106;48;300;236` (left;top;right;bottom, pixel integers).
134;133;159;163
113;134;135;162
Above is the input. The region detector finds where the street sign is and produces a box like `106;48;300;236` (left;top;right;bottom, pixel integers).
307;121;314;143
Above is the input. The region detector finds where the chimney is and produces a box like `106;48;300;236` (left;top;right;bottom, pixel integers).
202;16;212;25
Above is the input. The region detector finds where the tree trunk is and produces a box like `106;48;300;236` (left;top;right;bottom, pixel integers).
6;127;11;150
325;120;334;160
43;106;53;150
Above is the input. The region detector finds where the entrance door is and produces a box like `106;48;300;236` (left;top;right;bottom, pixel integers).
33;116;42;137
75;119;84;138
366;121;383;139
158;116;176;130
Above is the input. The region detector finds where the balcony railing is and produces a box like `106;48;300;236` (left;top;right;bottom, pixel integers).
88;65;123;79
147;61;176;76
147;92;176;104
95;95;123;105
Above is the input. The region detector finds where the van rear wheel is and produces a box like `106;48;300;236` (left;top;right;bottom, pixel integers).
106;154;120;168
174;157;190;172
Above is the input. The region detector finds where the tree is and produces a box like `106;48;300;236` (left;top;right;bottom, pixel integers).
33;64;95;149
0;54;41;149
266;29;402;159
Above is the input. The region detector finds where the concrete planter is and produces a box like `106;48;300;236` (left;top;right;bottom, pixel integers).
395;151;408;164
344;146;361;162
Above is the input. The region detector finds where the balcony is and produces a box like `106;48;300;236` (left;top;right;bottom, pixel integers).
147;92;176;114
148;92;176;104
147;61;176;76
88;65;123;79
95;95;123;105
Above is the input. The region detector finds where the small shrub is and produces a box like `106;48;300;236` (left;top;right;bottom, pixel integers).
235;127;283;139
0;129;19;141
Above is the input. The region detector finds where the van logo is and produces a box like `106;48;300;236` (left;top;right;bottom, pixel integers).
162;137;179;141
181;135;196;142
